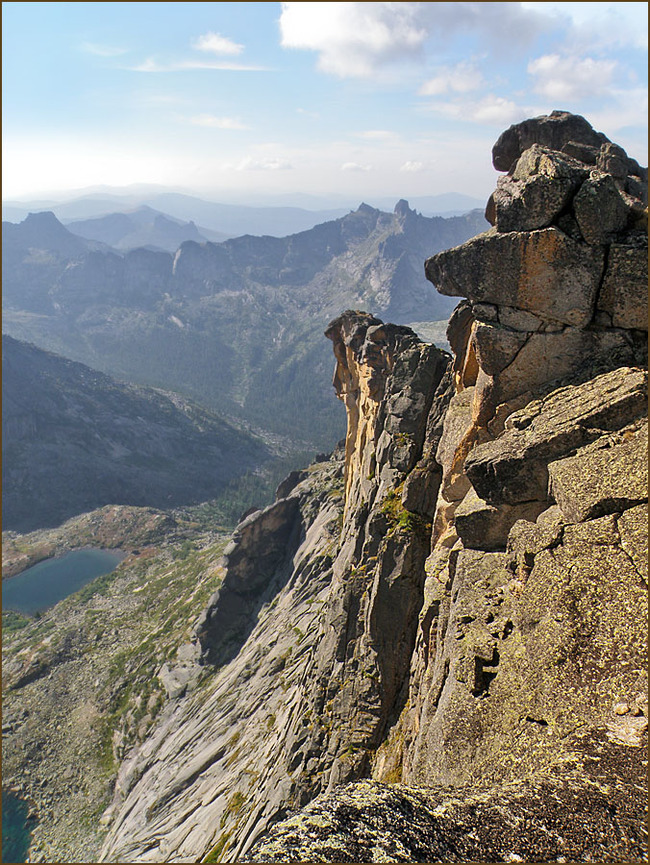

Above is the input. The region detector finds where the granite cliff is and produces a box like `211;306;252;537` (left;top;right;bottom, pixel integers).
94;112;647;864
4;112;646;863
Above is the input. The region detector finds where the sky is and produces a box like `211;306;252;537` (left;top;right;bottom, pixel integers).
2;1;648;206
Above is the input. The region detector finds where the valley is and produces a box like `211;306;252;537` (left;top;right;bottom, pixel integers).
2;202;487;449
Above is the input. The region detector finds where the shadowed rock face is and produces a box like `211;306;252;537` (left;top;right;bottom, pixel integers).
248;113;647;863
95;113;646;865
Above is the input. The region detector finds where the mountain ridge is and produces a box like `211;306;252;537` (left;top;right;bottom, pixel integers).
2;335;271;532
3;201;488;448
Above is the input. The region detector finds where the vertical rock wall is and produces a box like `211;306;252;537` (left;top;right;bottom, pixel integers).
101;112;647;864
374;110;648;791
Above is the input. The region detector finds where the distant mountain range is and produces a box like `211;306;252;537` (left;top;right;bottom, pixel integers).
2;194;351;240
2;202;488;448
2;189;486;238
63;206;231;252
2;335;270;532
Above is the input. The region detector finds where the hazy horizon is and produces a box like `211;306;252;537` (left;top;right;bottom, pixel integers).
2;2;648;202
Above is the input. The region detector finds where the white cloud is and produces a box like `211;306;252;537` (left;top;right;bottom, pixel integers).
424;93;527;127
279;2;555;78
232;157;293;171
419;62;483;96
399;161;425;172
528;53;617;101
81;41;127;57
129;58;267;73
189;114;249;130
193;31;244;56
341;162;373;171
279;2;427;78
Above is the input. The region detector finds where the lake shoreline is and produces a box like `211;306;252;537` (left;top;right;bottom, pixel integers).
2;546;128;581
2;787;39;864
2;548;127;616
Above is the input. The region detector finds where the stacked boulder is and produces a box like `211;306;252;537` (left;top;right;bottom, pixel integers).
424;109;647;553
388;111;648;795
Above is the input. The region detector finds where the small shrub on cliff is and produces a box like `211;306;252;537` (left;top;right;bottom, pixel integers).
380;487;431;540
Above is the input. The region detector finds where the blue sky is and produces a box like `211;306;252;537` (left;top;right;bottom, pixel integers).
2;2;647;204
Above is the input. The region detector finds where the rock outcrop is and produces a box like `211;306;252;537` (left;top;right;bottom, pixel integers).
92;112;649;864
250;112;648;861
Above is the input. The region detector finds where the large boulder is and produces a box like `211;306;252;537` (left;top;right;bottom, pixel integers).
427;227;605;327
492;110;608;172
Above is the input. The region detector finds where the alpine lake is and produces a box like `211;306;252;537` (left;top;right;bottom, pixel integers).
2;547;125;862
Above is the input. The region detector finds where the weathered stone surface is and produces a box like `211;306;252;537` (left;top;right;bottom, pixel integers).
399;501;647;792
465;366;647;505
469;301;498;322
573;172;630;245
597;141;631;179
248;739;647;863
492;110;608;172
548;422;648;522
496;304;545;332
426;227;605;327
617;503;649;580
434;387;475;503
492;145;587;232
561;139;600;165
455;488;546;551
324;311;444;512
598;238;649;330
471;321;529;376
494;326;640;403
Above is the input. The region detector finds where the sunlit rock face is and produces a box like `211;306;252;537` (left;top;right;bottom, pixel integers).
100;112;647;865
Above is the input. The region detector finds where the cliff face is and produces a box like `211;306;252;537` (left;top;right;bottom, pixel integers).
99;113;647;864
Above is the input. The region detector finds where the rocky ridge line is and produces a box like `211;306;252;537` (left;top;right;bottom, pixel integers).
249;110;648;861
98;112;647;864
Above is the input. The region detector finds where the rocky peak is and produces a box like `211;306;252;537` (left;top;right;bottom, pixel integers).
491;109;610;171
4;210;89;257
90;113;647;864
325;310;443;515
393;198;415;221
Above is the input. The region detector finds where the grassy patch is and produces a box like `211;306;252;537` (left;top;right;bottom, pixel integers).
1;610;31;633
204;830;232;863
380;487;431;540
